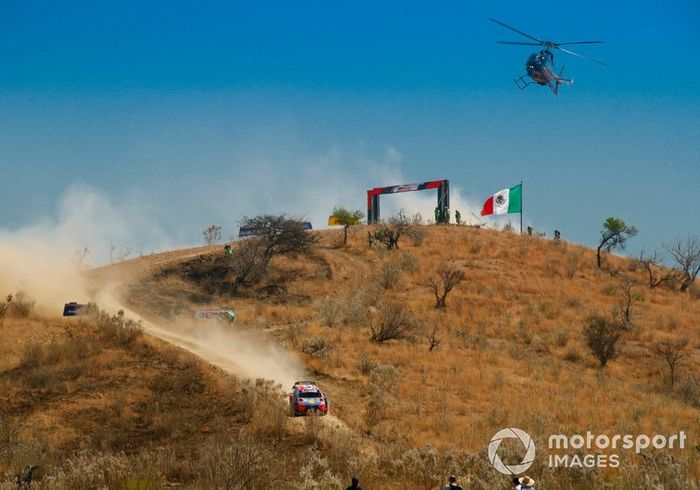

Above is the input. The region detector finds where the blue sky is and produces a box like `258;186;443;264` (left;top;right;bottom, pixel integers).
1;1;698;262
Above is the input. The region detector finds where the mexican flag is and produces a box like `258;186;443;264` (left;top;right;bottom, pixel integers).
481;184;522;216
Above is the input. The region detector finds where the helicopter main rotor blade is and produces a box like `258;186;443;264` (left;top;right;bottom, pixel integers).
489;18;543;43
497;41;542;46
555;46;609;66
556;41;603;46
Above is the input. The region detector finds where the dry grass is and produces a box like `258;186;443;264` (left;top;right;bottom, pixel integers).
284;226;699;486
2;225;699;488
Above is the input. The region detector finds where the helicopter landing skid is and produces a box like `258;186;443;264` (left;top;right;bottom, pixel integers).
514;75;530;91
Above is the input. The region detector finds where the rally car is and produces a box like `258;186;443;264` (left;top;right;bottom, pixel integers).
63;302;89;316
289;381;328;416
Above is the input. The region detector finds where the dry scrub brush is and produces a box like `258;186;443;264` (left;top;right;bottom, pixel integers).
368;302;418;343
424;262;465;308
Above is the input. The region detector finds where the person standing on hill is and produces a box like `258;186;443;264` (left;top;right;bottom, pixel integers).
443;475;463;490
346;476;362;490
434;207;441;224
455;209;461;225
444;207;450;224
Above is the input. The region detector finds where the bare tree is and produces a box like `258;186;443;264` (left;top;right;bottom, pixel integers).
664;235;700;292
424;323;441;351
110;242;133;263
583;315;621;367
425;263;465;308
654;338;692;387
597;217;638;270
369;302;417;343
636;250;676;289
373;209;413;250
74;247;90;268
612;275;638;330
203;225;223;245
230;238;268;290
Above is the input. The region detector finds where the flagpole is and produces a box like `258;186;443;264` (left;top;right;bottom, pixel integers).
520;180;523;235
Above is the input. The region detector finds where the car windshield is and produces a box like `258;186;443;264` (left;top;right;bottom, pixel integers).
298;391;321;399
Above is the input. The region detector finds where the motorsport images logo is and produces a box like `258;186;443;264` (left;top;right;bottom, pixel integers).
488;428;687;472
488;428;536;475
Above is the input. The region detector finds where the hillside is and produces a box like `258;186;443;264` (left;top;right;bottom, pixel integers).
1;224;698;489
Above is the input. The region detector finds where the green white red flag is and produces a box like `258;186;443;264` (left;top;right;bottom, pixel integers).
481;184;522;216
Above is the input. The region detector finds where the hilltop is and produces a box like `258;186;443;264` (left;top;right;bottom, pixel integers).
1;224;698;489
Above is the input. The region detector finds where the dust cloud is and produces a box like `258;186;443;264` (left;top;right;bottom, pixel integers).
1;185;304;388
142;319;306;389
96;288;306;388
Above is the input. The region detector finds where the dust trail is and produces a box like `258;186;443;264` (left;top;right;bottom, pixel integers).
96;287;306;389
141;319;307;389
98;291;351;432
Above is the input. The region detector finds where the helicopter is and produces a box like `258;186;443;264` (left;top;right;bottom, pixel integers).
490;18;607;96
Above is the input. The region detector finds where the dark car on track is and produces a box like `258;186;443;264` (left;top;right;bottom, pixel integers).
289;381;328;416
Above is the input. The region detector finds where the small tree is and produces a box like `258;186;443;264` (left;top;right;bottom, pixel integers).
664;235;700;292
597;217;638;270
424;323;441;351
373;209;412;250
230;238;268;290
654;338;692;387
330;207;364;245
637;250;676;289
241;214;315;259
583;315;621;367
230;214;316;291
203;225;223;246
369;302;416;342
425;263;465;308
612;275;638;330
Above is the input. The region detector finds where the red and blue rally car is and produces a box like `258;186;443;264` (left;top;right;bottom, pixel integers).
289;381;328;416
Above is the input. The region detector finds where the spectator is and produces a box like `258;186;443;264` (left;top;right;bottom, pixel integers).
443;474;463;490
518;476;535;489
346;476;362;490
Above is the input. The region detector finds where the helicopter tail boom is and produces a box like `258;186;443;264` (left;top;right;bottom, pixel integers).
547;66;574;96
557;66;573;85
